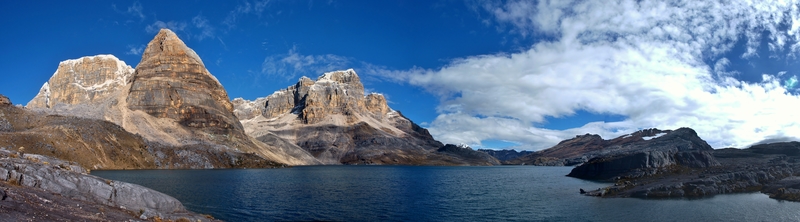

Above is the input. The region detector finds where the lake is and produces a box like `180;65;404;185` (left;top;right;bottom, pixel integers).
93;166;800;221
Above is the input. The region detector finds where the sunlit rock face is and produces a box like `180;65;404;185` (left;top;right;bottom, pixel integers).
26;55;134;108
126;29;240;133
233;69;496;166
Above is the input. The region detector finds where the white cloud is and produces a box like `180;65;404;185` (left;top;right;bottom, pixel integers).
192;15;215;41
224;0;271;29
113;1;145;22
145;20;187;33
126;44;145;55
387;0;800;150
261;46;352;80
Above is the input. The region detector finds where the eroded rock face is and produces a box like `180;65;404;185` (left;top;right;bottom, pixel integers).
27;55;134;108
127;29;239;133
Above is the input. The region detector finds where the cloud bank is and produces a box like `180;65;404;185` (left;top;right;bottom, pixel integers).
383;0;800;150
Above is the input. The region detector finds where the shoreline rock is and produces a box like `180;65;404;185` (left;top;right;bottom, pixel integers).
0;147;217;221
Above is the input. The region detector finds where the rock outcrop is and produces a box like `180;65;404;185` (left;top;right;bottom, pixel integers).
0;94;11;106
27;55;134;108
581;141;800;201
234;69;496;165
567;128;718;180
0;148;215;221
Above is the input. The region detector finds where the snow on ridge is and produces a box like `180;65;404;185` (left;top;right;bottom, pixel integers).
642;133;667;140
317;68;357;82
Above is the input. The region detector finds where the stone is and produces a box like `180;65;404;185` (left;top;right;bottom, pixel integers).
126;28;239;134
26;55;134;108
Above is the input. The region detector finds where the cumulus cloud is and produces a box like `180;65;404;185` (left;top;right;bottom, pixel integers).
386;0;800;150
261;46;352;80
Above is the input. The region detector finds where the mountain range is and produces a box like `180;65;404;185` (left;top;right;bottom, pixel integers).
5;29;496;169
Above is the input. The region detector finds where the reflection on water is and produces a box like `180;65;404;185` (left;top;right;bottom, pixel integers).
93;166;800;221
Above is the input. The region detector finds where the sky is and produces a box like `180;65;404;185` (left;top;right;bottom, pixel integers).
1;0;800;151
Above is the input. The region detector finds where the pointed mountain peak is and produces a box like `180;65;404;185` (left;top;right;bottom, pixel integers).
127;28;236;132
140;28;204;67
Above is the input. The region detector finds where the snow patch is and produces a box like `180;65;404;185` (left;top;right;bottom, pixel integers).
642;133;667;140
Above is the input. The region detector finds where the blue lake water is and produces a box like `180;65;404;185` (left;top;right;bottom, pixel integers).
93;166;800;221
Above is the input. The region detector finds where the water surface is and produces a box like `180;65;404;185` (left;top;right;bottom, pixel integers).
93;166;800;221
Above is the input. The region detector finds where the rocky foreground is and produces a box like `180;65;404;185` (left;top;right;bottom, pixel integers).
559;129;800;202
0;147;216;221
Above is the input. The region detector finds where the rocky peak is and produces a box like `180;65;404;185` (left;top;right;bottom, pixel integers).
245;69;391;125
0;94;10;106
126;28;239;132
26;55;134;108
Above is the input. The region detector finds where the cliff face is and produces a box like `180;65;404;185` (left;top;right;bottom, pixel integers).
27;55;134;108
234;69;494;165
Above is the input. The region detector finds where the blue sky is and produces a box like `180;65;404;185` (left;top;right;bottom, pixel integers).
2;0;800;150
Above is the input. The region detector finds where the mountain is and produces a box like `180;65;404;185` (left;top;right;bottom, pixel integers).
20;29;319;168
477;149;533;161
27;55;134;108
505;128;679;166
566;127;718;180
233;69;498;165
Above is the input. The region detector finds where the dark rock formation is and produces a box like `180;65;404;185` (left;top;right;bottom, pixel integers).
0;148;215;221
507;128;674;166
477;149;533;162
27;55;134;109
567;128;718;180
437;144;501;166
577;138;800;202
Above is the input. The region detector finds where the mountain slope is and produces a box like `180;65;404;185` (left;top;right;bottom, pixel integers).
505;128;677;166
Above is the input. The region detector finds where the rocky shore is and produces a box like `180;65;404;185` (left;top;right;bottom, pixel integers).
0;147;217;221
574;139;800;202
